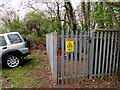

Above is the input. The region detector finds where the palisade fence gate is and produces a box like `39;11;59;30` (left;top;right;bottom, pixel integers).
46;30;120;85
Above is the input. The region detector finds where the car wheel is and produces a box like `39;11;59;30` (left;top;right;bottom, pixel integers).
5;54;20;68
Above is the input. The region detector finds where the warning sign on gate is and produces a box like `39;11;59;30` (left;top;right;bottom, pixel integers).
66;38;74;52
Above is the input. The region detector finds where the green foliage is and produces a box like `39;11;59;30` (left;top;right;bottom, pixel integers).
24;32;41;44
0;28;7;33
0;10;61;45
1;16;26;33
92;2;114;29
24;11;57;36
0;10;59;36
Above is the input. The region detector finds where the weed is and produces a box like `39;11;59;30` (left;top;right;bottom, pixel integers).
10;81;23;88
39;58;45;62
4;77;12;81
2;69;11;75
15;77;24;82
37;81;43;84
32;76;38;80
96;77;102;79
15;70;22;73
24;73;31;77
0;72;2;77
36;65;45;70
9;77;24;88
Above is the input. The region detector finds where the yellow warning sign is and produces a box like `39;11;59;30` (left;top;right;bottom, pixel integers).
66;39;74;52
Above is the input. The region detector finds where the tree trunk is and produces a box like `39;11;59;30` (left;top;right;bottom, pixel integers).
81;2;91;31
56;1;62;32
64;1;77;33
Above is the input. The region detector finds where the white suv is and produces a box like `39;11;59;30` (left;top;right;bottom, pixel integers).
0;32;30;68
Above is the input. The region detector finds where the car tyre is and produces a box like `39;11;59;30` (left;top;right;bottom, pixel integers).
5;54;20;68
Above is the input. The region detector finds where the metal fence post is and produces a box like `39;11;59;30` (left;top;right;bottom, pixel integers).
61;30;65;84
89;31;94;79
53;31;58;84
116;31;120;74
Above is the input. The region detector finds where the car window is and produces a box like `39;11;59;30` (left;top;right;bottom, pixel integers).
0;36;7;46
8;34;22;44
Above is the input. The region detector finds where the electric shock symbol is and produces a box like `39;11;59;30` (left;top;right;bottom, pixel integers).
66;39;74;52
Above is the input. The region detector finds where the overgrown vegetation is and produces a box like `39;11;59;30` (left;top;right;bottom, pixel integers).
0;1;119;38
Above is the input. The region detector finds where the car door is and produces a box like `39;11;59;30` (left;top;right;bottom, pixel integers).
0;36;8;64
0;46;2;64
7;33;25;50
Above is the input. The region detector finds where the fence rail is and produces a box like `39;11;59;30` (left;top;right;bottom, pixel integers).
46;30;120;84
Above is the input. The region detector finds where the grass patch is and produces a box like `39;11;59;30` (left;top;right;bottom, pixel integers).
3;77;25;88
24;54;45;62
10;81;23;88
0;71;2;77
2;68;20;76
15;77;24;82
2;53;46;88
35;65;45;70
